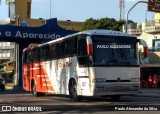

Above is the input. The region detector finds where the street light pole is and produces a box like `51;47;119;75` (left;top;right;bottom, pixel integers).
125;1;148;33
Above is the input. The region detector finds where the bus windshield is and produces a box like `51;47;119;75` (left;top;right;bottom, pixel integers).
92;35;138;66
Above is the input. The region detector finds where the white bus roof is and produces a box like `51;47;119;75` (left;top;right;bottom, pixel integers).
80;30;136;37
39;29;136;46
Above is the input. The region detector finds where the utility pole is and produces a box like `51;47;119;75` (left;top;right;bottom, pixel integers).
119;0;125;21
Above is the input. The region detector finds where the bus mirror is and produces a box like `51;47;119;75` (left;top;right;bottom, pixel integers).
139;39;148;58
86;36;93;56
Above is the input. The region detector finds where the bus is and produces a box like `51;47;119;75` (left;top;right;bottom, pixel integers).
22;29;148;101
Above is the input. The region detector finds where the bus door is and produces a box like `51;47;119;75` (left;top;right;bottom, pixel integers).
26;50;32;90
77;35;91;95
22;51;27;90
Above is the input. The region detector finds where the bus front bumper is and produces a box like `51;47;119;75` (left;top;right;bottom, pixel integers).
90;83;140;96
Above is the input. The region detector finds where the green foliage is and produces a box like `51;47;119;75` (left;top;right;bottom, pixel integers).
82;17;135;32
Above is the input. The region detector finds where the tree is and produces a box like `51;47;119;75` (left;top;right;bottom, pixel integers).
82;17;135;32
81;18;98;30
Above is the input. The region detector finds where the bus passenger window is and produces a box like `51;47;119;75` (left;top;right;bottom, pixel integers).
50;45;56;59
32;48;39;62
78;38;88;66
64;37;77;57
39;46;46;60
78;38;87;56
46;45;50;59
26;51;32;63
60;41;65;57
23;51;27;64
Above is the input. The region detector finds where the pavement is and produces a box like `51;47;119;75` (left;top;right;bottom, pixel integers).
4;83;160;98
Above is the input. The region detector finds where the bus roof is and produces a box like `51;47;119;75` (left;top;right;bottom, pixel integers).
80;30;136;37
39;29;136;46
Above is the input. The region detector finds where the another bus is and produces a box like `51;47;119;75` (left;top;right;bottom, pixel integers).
22;30;148;101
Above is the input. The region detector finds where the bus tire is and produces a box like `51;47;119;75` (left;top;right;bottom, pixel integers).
1;85;5;91
111;95;121;101
31;81;45;97
69;80;82;102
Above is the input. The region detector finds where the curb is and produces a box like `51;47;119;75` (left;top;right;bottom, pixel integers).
131;94;160;98
131;91;160;98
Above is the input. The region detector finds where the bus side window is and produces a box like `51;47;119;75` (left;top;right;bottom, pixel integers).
50;44;56;59
55;43;60;58
32;48;39;62
77;36;88;66
46;45;50;59
60;41;65;57
39;45;50;60
23;51;27;64
78;38;87;56
72;37;77;55
65;40;70;56
39;46;46;60
26;50;32;63
65;37;77;57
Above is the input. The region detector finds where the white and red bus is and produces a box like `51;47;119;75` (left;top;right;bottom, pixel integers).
22;30;148;101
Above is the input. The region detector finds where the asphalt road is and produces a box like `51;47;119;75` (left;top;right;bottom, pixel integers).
0;87;160;114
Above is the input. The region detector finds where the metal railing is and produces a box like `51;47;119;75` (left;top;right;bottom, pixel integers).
146;19;160;27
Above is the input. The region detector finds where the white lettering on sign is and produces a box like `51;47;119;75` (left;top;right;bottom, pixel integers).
2;30;61;39
97;45;131;49
5;31;11;36
14;31;61;39
15;31;22;37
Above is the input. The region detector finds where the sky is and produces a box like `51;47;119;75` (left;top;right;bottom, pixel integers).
0;0;155;23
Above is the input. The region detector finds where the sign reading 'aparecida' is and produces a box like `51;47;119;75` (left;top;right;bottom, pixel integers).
97;45;131;49
0;31;61;40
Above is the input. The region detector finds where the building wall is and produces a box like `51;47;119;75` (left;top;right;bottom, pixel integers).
57;20;83;31
7;0;83;30
15;0;31;20
20;18;83;31
0;42;15;61
20;18;45;27
124;13;160;64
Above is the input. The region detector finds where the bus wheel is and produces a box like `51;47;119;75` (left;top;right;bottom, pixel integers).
0;85;5;91
70;80;82;102
32;82;45;97
111;95;121;101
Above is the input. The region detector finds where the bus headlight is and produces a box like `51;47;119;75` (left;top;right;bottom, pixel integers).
130;78;140;82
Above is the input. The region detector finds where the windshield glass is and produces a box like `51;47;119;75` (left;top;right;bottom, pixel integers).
92;35;138;66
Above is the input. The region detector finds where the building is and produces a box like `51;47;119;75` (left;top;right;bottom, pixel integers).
5;0;83;30
0;0;83;84
0;42;15;62
0;0;83;63
124;13;160;88
0;42;16;83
